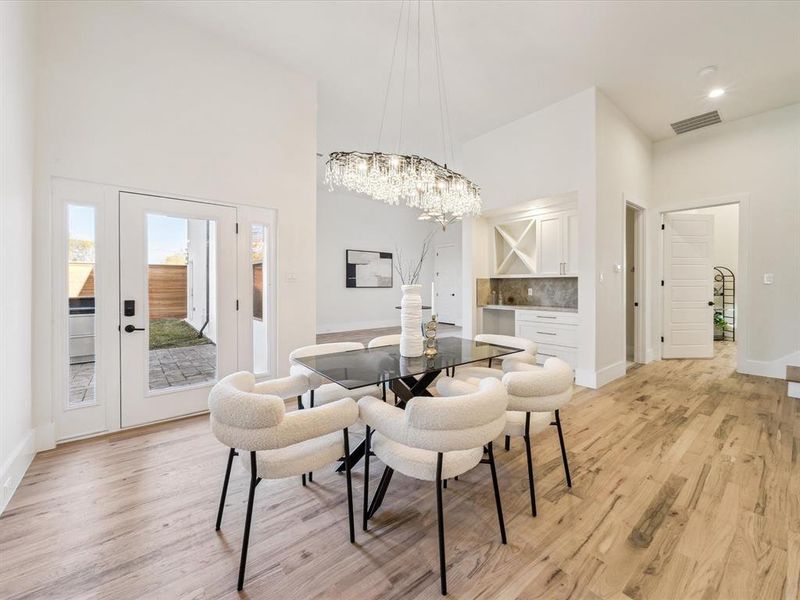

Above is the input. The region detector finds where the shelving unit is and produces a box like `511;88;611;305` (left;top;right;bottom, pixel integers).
713;266;735;341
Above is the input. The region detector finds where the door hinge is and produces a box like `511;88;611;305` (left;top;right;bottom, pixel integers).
236;299;239;311
661;223;665;230
661;336;664;343
235;222;239;234
661;280;664;286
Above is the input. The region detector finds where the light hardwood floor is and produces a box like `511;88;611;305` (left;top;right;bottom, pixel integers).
1;341;797;599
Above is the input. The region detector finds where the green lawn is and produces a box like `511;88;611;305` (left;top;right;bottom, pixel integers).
149;319;212;350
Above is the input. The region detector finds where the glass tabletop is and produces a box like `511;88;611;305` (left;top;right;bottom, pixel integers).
293;336;519;390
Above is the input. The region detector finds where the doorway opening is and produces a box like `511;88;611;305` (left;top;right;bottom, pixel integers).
624;202;645;368
661;202;740;361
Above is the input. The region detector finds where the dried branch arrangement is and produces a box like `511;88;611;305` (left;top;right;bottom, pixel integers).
394;230;435;285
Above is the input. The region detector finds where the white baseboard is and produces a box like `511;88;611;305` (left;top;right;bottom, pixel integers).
645;347;656;363
575;360;626;389
739;350;800;380
1;429;35;515
317;318;400;335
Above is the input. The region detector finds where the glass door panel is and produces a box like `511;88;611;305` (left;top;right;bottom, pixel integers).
119;192;237;428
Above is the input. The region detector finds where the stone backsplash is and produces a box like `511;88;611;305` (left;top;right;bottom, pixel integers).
476;277;578;309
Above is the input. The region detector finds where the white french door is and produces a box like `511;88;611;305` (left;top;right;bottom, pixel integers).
119;192;238;427
662;213;715;359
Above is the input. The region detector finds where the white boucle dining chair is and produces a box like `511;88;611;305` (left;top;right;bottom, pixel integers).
441;334;538;451
367;333;402;348
209;371;359;591
358;378;508;596
436;357;574;518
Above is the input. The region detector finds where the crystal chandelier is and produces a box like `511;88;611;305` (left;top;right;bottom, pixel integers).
325;1;481;229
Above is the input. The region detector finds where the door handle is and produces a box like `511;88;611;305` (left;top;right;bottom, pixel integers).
707;301;714;306
450;293;455;297
124;324;146;333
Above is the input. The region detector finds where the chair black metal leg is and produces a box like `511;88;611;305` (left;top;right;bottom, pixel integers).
504;435;510;451
555;410;572;488
362;425;370;531
524;413;537;517
381;381;386;402
486;441;507;544
216;448;237;531
308;390;314;482
343;428;355;543
488;357;493;368
443;478;447;489
237;451;259;591
299;395;306;486
435;452;447;596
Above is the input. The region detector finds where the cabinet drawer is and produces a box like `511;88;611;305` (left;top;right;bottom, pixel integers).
535;343;577;368
515;309;578;326
516;321;578;347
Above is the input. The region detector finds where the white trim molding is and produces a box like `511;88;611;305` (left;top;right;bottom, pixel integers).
740;350;800;380
1;429;35;515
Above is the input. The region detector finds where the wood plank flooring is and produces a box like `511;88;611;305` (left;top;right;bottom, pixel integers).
1;341;797;599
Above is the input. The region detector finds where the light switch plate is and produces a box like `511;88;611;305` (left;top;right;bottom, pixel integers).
763;273;774;284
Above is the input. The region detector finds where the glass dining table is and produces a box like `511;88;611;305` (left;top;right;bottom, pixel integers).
292;336;519;516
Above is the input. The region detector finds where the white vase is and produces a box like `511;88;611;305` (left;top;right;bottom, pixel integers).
400;284;424;357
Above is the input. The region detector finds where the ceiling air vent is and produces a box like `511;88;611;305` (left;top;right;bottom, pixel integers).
670;110;722;135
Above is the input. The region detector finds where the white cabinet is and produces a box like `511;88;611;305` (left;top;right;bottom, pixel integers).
536;210;577;276
490;204;578;277
515;309;578;369
562;210;578;276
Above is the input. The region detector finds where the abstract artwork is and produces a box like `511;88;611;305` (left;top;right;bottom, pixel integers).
346;250;393;288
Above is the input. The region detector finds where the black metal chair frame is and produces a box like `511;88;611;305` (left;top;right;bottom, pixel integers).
215;426;355;591
362;426;506;596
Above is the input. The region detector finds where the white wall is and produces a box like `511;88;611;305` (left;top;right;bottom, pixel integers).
316;188;461;333
0;1;36;512
33;1;316;448
462;88;598;386
653;103;800;377
595;91;653;380
186;219;217;343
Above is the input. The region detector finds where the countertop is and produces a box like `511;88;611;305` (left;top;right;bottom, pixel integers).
480;304;578;313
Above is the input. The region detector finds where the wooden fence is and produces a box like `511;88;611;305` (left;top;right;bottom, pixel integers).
148;265;188;319
68;263;188;319
253;262;263;320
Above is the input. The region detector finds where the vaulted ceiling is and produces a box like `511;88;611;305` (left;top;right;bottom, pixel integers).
156;0;800;161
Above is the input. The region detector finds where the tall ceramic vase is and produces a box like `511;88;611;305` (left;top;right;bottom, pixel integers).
400;284;424;357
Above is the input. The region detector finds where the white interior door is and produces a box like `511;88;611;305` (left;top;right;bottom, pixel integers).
434;244;459;325
119;192;238;427
662;213;715;359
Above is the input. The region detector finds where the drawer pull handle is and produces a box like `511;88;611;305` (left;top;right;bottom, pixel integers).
539;353;555;357
537;331;557;336
537;316;557;319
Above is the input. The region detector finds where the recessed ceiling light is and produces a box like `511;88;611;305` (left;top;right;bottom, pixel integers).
708;88;725;99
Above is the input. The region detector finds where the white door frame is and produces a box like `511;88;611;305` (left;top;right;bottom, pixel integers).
622;198;646;364
657;193;750;373
51;177;280;442
236;206;278;380
51;178;121;441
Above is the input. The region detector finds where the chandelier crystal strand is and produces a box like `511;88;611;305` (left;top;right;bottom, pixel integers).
325;1;481;229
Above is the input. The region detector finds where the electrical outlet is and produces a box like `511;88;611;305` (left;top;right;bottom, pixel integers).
527;288;533;296
763;273;774;284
